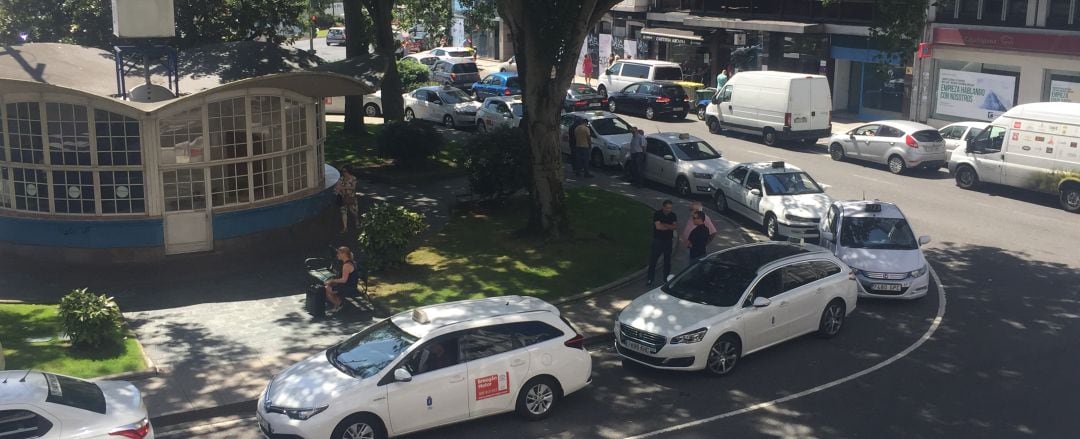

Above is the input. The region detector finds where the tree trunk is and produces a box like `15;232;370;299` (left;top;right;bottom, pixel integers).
366;0;404;121
343;0;370;134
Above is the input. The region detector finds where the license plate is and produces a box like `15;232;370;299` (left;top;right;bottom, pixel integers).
589;102;601;108
621;339;656;355
871;283;903;292
672;107;684;111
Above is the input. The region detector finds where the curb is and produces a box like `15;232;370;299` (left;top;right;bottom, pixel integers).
551;266;647;306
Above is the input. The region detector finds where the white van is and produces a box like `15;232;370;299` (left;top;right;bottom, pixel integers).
704;71;832;147
597;60;682;98
949;102;1080;213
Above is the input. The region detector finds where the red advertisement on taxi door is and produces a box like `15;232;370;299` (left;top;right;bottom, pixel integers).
475;372;510;400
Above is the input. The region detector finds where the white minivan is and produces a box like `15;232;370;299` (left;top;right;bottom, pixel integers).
948;102;1080;213
704;71;832;147
597;60;683;98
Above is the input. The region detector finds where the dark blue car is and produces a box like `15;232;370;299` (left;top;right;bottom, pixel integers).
472;72;522;100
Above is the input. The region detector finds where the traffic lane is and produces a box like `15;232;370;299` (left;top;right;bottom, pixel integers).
291;37;346;61
613;114;1080;269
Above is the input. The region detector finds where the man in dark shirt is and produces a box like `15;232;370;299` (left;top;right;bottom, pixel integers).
647;200;678;286
687;211;710;260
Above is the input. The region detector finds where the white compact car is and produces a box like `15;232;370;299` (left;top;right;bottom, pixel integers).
828;120;948;175
938;121;988;153
257;296;592;439
633;132;732;196
819;201;932;299
403;86;481;129
499;55;517;73
617;242;857;376
711;161;832;241
476;96;524;132
323;91;383;116
0;370;153;438
558;111;635;168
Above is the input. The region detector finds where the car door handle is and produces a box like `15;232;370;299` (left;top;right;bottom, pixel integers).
728;105;732;111
449;375;464;383
511;359;526;367
779;301;788;307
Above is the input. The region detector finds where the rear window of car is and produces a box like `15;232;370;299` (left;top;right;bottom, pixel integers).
660;86;684;97
621;64;649;79
328;29;343;36
911;130;944;142
42;373;106;414
653;66;683;81
452;63;479;73
506;77;521;89
449;50;472;57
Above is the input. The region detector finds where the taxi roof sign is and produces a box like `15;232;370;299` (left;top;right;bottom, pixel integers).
864;203;883;213
678;133;690;139
412;309;430;324
771;161;785;168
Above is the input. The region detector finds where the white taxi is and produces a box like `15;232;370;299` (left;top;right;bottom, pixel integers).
634;132;732;196
476;96;524;133
819;201;932;299
711;161;831;241
558;111;636;168
0;370;153;439
257;296;592;439
617;242;857;376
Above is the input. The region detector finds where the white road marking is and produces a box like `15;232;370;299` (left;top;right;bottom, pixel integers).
743;150;784;160
851;173;898;187
625;266;949;439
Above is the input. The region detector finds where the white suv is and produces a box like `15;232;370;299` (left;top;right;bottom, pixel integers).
597;60;682;98
257;296;592;439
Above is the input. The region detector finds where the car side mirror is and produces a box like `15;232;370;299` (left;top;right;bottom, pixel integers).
752;297;772;308
394;368;413;383
749;188;762;196
663;154;675;161
849;133;856;139
820;231;835;243
919;235;932;246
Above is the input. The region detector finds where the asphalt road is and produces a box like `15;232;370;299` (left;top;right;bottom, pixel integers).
292;37;347;62
163;98;1080;438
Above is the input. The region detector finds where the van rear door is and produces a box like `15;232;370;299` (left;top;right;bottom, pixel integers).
787;77;832;133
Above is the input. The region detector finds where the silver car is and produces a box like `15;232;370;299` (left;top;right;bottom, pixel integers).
828;120;947;175
559;111;635;168
403;86;480;129
639;132;732;196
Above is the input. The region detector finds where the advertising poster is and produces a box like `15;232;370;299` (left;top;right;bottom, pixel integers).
1049;80;1080;103
936;69;1017;120
598;33;612;74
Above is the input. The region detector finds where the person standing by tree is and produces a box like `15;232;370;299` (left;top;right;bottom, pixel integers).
582;53;593;86
336;166;359;233
628;127;646;186
647;200;678;286
572;118;593;178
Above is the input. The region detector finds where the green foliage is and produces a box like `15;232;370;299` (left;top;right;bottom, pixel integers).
358;203;427;270
396;0;452;48
397;58;432;92
57;289;123;350
459;0;499;33
377;120;445;167
460;126;530;199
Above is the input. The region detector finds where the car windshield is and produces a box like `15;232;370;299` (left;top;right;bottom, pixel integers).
590;117;631;135
510;103;524;117
662;259;757;307
840;217;918;250
671;141;720;161
569;84;599;97
448;50;472;57
440;89;472;104
653;67;682;80
762;172;824;195
327;319;418;378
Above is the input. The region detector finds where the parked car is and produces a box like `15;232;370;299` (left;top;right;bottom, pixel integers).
257;296;592;438
616;242;857;376
705;71;832;147
429;46;474;61
476;96;524;132
828;120;947;175
404;53;440;70
597;59;682;98
632;132;731;196
403;86;480;129
607;81;690;120
323;91;383;117
325;27;346;46
472;72;521;100
938;121;988;154
949;102;1080;212
819;201;932;300
431;59;481;92
499;55;517;73
563;83;607;113
711;161;831;241
0;370;154;438
559;111;635;168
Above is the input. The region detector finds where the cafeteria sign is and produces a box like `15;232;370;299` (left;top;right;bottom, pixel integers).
936;69;1016;121
641;33;701;46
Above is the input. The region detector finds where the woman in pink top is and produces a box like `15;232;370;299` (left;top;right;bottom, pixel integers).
582;54;593;86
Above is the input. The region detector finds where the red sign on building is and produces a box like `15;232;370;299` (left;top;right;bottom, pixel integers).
932;27;1080;57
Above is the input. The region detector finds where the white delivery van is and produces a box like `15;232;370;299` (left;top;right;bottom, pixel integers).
949;102;1080;213
704;71;832;147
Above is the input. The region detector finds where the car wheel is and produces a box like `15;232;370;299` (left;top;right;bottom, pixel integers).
516;376;560;421
608;100;617;113
713;191;727;213
500;68;507;72
645;107;656;120
707;118;722;134
676;176;691;197
443;114;456;129
1061;184;1080;213
597;85;607;97
332;414;386;439
762;128;778;147
829;143;845;161
705;335;740;376
363;103;381;117
818;299;846;339
697;106;707;121
954;165;979;189
591;149;605;169
764;214;781;241
888;155;906;175
403;108;415;122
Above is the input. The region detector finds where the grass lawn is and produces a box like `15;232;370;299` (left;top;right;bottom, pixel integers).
323;121;465;182
371;187;652;310
0;304;147;379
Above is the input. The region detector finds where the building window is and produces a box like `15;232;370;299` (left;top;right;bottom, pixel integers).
12;167;48;212
52;170;95;214
6;102;44;164
1047;0;1079;28
95;110;141;166
163;168;206;212
210;162;249;207
1006;0;1029;25
46;103;91;166
160;107;204;164
100;170;145;214
958;0;980;22
932;60;1020;121
251;96;283;155
0;167;12;209
286;151;308;193
207;97;247;161
1044;70;1080;103
315;102;324;140
252;156;284;201
285;99;307;149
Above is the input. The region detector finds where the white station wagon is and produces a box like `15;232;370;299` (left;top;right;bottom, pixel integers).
257;296;592;439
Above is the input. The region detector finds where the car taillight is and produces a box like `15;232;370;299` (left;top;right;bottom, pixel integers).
564;334;585;349
784;112;792;128
109;419;150;439
601;98;608;104
503;88;511;96
574;100;588;106
905;135;919;148
655;96;671;103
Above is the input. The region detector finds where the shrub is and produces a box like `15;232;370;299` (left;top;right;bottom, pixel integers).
358;203;427;270
377;120;444;168
460;126;530;199
58;288;123;349
398;58;432;92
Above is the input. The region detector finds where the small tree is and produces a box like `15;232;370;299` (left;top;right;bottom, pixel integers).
397;58;434;92
358;203;427;270
58;288;123;349
460;126;530;199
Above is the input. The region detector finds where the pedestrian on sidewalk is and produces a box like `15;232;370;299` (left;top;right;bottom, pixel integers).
716;67;730;89
336;166;359;233
647;200;678;286
681;200;716;249
573;118;593;178
582;54;593;86
324;246;360;316
687;211;710;261
628;127;646;186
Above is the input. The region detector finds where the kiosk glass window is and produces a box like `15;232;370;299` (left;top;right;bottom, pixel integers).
52;170;94;214
95;110;141;166
207;97;247;161
251;96;283;155
46;103;91;166
159;108;204;164
13;167;48;212
6;102;44;164
99;170;145;214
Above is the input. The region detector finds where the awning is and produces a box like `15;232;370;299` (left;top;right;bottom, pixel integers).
648;11;824;34
640;28;703;46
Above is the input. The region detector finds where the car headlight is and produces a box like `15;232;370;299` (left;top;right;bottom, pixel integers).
909;265;928;278
692;172;713;179
283;405;329;421
670;328;708;344
784;213;817;223
606;142;621;150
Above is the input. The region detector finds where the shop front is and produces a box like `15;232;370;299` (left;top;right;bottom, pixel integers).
640;27;709;82
830;36;904;120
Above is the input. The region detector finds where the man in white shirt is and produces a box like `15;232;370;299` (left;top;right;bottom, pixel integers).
628;127;646;186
